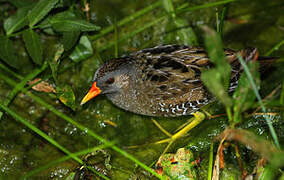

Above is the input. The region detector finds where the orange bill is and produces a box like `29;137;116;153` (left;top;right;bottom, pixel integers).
80;82;101;105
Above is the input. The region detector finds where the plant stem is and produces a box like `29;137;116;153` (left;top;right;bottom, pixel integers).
207;142;214;180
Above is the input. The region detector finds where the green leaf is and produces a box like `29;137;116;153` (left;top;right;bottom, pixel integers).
201;70;232;106
0;36;20;69
69;36;93;62
233;62;260;122
50;12;100;32
50;10;77;19
22;29;43;65
4;6;32;35
201;26;232;107
28;0;59;27
36;17;57;35
47;44;64;83
57;85;76;111
203;26;229;69
203;26;231;85
37;17;52;29
62;31;81;51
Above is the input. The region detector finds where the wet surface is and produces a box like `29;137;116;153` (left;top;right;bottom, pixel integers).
0;0;283;179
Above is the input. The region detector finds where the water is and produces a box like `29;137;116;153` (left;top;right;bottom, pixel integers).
0;0;283;179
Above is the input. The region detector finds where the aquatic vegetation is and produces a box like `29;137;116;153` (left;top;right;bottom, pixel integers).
0;0;283;179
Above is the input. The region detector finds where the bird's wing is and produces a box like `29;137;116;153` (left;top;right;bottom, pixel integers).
134;45;215;107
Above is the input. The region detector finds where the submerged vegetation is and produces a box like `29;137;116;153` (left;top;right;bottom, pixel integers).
0;0;283;179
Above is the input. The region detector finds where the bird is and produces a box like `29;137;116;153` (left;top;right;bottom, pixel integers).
80;44;262;117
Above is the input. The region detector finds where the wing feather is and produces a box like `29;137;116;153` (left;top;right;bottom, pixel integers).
134;45;211;105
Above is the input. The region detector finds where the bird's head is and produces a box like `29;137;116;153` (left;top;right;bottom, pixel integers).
80;58;132;105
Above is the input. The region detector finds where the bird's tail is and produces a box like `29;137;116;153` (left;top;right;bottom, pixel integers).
239;47;278;71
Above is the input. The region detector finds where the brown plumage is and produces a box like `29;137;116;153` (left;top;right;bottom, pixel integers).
81;44;262;117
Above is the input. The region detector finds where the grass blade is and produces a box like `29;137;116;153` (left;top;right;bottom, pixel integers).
0;62;48;120
0;62;22;80
216;6;228;37
232;62;260;123
89;1;162;41
237;55;280;148
0;95;110;180
99;16;165;53
265;39;284;56
0;103;81;164
0;73;163;179
176;0;235;15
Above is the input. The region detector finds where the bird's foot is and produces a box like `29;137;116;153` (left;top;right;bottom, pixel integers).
153;111;206;157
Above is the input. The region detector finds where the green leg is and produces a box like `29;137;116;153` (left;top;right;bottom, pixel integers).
153;111;206;156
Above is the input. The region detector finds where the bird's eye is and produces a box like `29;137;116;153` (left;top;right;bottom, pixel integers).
105;77;115;85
